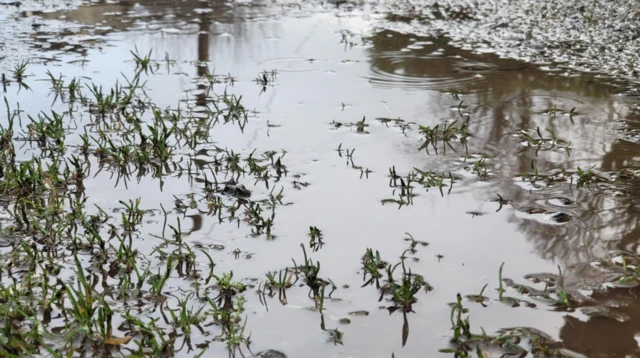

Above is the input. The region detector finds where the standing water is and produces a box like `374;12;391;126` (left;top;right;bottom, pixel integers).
1;1;640;357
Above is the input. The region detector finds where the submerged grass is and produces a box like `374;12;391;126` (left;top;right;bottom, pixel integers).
418;92;472;155
382;167;455;207
0;46;306;357
360;242;433;347
0;21;631;358
255;69;277;94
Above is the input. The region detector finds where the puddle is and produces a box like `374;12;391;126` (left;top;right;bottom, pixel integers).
1;1;640;357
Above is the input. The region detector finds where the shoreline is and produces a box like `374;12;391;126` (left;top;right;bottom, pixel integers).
376;0;640;91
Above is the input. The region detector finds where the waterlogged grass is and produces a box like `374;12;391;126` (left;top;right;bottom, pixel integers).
439;264;581;357
0;47;298;357
518;161;614;190
255;69;277;94
360;240;433;347
518;127;572;156
1;22;639;357
382;167;456;207
257;244;342;345
418;93;471;155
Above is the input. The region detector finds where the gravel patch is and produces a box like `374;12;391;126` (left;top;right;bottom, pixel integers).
380;0;640;83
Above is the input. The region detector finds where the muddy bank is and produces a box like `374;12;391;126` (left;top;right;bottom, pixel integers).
383;0;640;83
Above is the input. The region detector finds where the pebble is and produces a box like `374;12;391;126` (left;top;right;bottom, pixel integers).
257;350;287;358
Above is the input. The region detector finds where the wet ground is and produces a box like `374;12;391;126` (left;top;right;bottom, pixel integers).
2;0;640;357
383;0;640;81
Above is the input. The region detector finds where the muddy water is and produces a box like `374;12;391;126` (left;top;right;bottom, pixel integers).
3;1;640;357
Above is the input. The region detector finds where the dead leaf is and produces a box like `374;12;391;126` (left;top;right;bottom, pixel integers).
105;335;132;346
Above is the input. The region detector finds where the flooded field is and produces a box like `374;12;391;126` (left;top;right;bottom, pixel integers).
2;1;640;357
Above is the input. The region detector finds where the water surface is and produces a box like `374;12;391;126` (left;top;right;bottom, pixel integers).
2;1;640;357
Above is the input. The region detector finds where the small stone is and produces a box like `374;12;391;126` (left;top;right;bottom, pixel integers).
257;350;287;358
222;182;251;198
525;207;547;214
549;212;571;223
551;197;573;205
348;310;369;316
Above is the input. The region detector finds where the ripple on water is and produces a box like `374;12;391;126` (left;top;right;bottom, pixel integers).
257;57;320;72
365;51;489;90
